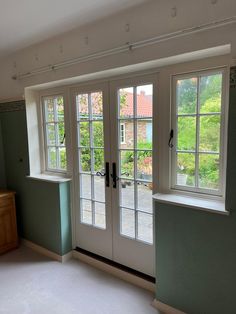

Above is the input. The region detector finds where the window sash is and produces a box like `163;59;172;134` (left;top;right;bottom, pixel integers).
171;69;226;196
42;95;67;173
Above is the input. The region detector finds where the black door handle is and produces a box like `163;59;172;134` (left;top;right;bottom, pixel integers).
111;162;119;188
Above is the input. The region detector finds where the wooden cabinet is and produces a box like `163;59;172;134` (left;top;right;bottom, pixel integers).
0;190;18;254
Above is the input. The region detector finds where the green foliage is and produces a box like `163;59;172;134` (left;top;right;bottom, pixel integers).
177;74;222;189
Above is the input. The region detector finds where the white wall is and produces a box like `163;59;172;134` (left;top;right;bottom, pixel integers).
0;0;235;101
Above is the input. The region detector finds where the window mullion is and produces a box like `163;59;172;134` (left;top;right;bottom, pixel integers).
133;87;138;240
195;77;201;189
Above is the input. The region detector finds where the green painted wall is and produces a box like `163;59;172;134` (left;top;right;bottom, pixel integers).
0;106;72;255
0;119;6;187
155;69;236;313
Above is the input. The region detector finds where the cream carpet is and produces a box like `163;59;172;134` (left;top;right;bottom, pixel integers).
0;246;159;314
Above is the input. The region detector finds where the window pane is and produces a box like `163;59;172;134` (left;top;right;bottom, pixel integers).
94;202;106;229
48;147;57;169
44;98;54;122
200;74;222;113
94;149;104;172
177;77;197;114
137;183;153;213
199;154;220;190
59;147;66;170
92;92;103;120
120;180;134;209
80;148;91;172
80;174;91;199
79;122;90;147
177;153;195;186
94;176;105;202
199;115;220;152
81;199;92;224
56;97;64;122
77;94;89;120
120;150;134;179
137;151;152;181
120;121;133;148
137;211;153;244
177;117;196;151
120;208;135;238
136;85;153;118
119;87;134;118
46;123;56;145
93;121;104;147
137;120;152;149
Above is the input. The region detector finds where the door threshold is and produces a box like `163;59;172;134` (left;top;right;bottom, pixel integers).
73;247;155;292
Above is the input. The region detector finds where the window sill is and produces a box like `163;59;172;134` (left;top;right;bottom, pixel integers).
153;192;229;215
27;174;72;184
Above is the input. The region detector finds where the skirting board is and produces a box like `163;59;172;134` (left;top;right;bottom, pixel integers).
73;250;155;293
152;299;186;314
21;238;73;263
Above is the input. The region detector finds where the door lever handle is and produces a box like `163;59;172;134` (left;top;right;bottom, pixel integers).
111;162;119;188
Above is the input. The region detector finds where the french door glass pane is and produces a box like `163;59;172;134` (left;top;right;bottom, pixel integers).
121;208;135;238
120;180;135;209
81;199;92;224
48;147;57;169
59;147;66;170
119;87;134;118
47;124;56;145
137;211;153;243
118;84;153;244
137;183;153;213
77;91;106;229
94;202;106;229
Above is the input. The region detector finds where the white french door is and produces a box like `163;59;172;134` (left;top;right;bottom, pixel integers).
72;74;157;276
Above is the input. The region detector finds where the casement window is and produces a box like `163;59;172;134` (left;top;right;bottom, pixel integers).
42;95;67;172
120;123;126;144
171;69;227;196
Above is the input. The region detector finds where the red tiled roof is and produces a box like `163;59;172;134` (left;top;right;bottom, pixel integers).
121;91;152;117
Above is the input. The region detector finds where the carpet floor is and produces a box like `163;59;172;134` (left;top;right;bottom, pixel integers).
0;246;160;314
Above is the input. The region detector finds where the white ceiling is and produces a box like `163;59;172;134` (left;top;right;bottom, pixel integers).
0;0;150;57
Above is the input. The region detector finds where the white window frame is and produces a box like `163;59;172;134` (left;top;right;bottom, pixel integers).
120;122;126;144
171;67;228;197
41;94;68;174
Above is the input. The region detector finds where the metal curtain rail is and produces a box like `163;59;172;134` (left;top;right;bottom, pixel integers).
12;16;236;80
